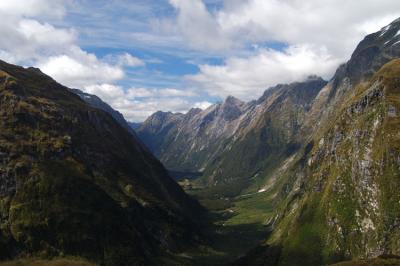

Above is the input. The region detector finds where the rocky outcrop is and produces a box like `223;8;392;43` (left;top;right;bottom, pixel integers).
235;18;400;266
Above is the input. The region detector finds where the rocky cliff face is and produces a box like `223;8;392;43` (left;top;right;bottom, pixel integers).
137;95;251;172
202;76;327;191
235;18;400;266
137;77;327;194
0;60;203;264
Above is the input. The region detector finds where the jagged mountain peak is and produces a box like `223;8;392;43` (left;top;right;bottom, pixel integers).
224;95;244;106
186;107;203;117
305;74;324;81
378;17;400;39
136;71;327;174
151;110;182;120
257;77;327;104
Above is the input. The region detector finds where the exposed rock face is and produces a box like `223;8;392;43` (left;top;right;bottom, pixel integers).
137;95;251;172
201;77;327;190
264;59;400;266
0;61;203;264
234;18;400;266
137;78;327;192
137;18;400;265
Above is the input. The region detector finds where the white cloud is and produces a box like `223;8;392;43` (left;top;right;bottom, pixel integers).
0;17;76;63
217;0;400;58
84;84;126;102
158;88;197;97
187;44;340;100
38;47;125;88
167;0;400;100
119;97;194;122
0;1;125;89
194;101;213;110
118;53;145;67
104;52;145;67
0;0;65;18
167;0;231;51
82;84;204;121
17;19;76;47
0;0;204;122
0;0;71;63
1;0;399;122
126;87;197;98
127;88;155;98
168;0;400;58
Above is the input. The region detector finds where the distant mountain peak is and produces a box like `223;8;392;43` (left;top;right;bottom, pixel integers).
224;95;244;105
377;18;400;43
186;107;202;116
305;75;324;81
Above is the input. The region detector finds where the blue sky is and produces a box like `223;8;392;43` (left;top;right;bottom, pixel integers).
60;0;223;84
0;0;399;121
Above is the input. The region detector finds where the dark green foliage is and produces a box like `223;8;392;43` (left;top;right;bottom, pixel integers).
0;60;204;265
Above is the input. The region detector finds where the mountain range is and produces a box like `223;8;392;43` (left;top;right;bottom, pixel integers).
136;18;400;265
0;15;399;266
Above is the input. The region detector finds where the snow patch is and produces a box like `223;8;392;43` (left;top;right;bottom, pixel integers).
380;25;390;36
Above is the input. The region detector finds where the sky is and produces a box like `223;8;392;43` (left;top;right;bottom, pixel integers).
0;0;400;121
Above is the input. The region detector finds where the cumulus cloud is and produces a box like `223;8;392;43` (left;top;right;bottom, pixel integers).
194;101;213;110
0;0;204;122
1;0;399;121
220;0;400;58
83;84;205;121
167;0;400;100
187;44;340;100
0;0;72;64
167;0;231;51
38;47;125;88
0;0;65;18
0;0;127;91
125;87;197;99
169;0;400;57
0;18;76;63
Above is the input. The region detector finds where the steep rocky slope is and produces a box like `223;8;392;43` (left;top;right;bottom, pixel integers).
201;76;327;190
137;96;249;172
69;88;138;138
234;18;400;266
0;60;203;265
137;17;400;265
137;77;327;193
